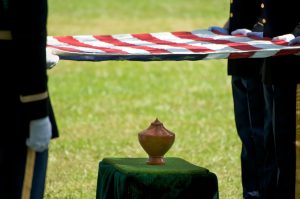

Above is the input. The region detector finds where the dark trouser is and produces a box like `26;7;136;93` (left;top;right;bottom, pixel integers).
0;140;48;199
262;83;296;199
232;76;265;198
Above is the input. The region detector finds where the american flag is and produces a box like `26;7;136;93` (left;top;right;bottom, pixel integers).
47;29;300;62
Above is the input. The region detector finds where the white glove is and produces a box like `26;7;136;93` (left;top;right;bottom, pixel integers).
288;36;300;45
231;28;251;36
208;26;229;35
272;34;295;43
26;116;52;152
46;48;59;69
231;29;263;39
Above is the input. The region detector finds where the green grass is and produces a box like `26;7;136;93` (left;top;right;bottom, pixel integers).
45;0;242;198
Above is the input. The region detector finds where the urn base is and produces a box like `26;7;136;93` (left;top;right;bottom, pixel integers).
147;156;165;165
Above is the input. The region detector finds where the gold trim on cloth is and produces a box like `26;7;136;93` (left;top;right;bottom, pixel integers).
21;148;36;199
20;91;48;103
0;30;12;40
296;84;300;199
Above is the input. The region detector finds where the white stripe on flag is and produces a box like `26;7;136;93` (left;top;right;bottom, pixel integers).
191;29;254;43
250;50;279;58
167;31;239;52
112;33;194;54
111;34;166;53
203;52;231;60
73;35;150;55
149;32;197;54
47;37;105;53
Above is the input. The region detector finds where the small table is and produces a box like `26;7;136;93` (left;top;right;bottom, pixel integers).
96;157;218;199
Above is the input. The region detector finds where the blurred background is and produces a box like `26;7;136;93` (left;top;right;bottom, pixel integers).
46;0;241;198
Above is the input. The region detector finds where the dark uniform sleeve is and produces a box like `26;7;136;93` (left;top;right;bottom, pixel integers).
9;0;49;120
229;0;262;33
227;0;264;77
293;23;300;37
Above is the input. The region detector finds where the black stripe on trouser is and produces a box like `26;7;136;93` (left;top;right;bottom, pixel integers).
296;84;300;199
22;148;48;199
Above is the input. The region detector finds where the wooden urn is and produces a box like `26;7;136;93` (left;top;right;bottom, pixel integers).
138;118;175;165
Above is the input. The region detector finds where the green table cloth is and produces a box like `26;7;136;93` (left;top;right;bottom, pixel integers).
96;157;218;199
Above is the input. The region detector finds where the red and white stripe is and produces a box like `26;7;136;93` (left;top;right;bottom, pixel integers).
47;29;300;61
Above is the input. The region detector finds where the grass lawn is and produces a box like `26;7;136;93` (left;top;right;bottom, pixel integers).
46;0;242;198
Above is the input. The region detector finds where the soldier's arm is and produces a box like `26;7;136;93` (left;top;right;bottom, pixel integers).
10;0;49;120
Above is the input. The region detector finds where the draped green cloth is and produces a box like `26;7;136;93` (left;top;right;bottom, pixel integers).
96;157;218;199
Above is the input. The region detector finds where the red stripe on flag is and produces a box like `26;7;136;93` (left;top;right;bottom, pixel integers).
274;48;300;57
228;51;256;59
54;36;128;54
270;40;300;56
172;31;262;51
93;35;169;54
47;45;82;53
131;33;213;53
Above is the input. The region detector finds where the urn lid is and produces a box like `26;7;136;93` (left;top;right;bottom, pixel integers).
139;118;175;137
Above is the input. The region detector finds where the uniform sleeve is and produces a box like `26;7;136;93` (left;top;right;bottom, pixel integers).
10;0;49;120
293;23;300;37
229;0;262;32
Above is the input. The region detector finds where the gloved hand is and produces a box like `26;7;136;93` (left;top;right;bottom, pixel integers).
231;28;251;36
288;36;300;45
246;31;263;39
46;48;59;69
231;29;263;39
208;26;229;35
272;34;295;43
26;116;52;152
